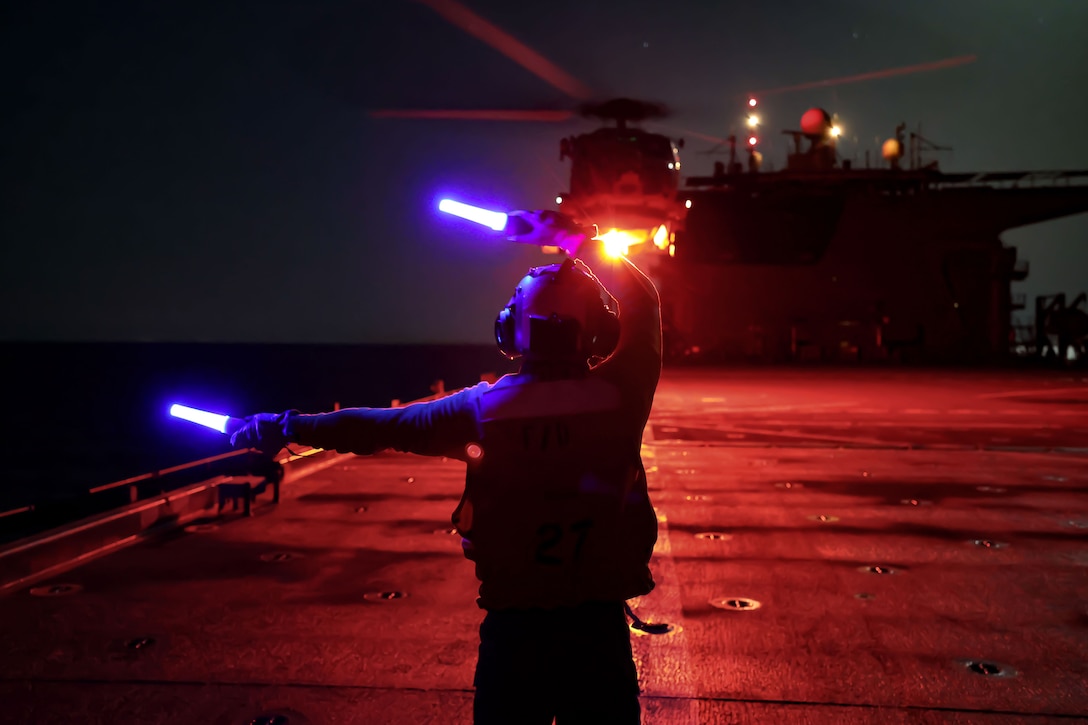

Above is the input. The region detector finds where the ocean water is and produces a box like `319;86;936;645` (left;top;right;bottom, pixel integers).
1;342;516;516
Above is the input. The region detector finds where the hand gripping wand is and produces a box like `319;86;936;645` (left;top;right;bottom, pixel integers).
168;404;285;504
437;199;593;251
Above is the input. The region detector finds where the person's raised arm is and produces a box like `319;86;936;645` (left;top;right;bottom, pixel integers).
503;210;662;395
571;237;661;386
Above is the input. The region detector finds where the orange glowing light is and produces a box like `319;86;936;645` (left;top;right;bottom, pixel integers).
596;229;638;258
653;224;669;249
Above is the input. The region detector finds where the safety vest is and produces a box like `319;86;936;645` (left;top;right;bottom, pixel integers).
454;374;657;610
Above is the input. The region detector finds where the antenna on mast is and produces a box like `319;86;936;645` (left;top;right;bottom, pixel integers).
909;124;953;170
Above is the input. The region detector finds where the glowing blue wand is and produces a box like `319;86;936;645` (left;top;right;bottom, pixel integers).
438;199;509;231
170;404;244;435
437;199;570;243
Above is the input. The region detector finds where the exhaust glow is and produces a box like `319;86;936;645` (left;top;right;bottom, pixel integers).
170;404;232;433
438;199;508;231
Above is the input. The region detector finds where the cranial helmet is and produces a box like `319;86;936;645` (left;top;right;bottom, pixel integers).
495;258;620;362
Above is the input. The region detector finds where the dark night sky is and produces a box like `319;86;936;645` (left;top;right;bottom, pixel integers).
3;0;1087;343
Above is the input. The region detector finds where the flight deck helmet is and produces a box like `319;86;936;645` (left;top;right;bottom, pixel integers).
495;258;620;362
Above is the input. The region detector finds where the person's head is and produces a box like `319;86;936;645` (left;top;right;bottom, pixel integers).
495;258;620;368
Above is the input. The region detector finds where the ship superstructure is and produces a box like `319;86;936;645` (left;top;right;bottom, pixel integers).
645;116;1088;363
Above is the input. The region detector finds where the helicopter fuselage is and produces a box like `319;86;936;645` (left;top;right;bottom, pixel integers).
557;126;687;248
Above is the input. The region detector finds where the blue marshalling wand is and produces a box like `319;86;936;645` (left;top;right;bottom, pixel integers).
169;404;244;435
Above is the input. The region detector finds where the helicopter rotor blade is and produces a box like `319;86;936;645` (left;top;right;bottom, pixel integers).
414;0;594;101
662;126;727;145
370;109;575;122
750;54;977;97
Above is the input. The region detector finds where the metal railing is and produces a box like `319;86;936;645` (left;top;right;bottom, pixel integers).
87;449;255;496
0;447;282;544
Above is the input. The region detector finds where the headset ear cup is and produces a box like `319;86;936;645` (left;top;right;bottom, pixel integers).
590;307;621;358
495;306;519;359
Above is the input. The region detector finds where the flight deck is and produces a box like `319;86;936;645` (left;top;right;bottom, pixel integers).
2;368;1086;724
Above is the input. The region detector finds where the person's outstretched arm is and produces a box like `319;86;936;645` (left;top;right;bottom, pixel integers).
231;384;484;461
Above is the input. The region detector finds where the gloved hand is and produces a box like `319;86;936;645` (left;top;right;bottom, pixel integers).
504;210;593;256
229;411;296;454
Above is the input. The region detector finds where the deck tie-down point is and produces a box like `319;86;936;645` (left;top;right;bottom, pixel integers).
30;583;81;597
710;597;762;611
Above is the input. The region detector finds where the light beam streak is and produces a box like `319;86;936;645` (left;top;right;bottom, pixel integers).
415;0;593;100
750;55;978;96
370;109;574;122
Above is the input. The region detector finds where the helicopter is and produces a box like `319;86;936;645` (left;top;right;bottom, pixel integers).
374;95;686;253
364;0;976;257
556;98;685;251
